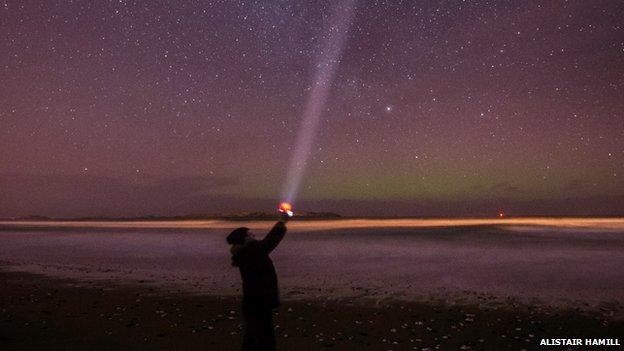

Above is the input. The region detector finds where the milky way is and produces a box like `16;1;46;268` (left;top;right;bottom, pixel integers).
1;1;623;217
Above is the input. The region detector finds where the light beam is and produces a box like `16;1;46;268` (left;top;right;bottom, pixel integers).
281;0;357;204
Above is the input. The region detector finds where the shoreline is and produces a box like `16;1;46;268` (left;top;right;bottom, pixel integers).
2;222;624;321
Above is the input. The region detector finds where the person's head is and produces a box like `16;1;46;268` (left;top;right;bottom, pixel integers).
226;227;254;245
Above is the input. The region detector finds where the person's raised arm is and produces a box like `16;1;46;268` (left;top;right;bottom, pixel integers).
259;215;288;254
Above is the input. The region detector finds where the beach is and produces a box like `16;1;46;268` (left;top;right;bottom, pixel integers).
1;218;623;349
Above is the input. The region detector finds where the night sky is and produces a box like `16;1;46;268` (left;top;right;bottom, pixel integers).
1;0;623;218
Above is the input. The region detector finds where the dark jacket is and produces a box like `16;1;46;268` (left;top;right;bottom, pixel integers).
231;221;286;309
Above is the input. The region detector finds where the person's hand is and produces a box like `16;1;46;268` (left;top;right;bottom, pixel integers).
279;211;291;223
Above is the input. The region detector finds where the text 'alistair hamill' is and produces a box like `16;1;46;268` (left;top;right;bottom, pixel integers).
540;338;620;346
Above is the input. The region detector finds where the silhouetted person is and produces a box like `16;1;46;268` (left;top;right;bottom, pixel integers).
227;215;288;351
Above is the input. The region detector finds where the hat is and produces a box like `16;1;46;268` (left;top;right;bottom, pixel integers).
226;227;249;245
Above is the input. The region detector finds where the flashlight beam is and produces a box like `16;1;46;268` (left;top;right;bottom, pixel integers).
281;0;357;204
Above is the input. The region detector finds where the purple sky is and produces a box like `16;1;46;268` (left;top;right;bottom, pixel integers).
1;1;623;218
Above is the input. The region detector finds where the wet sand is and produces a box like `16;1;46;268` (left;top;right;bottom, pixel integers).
2;270;622;351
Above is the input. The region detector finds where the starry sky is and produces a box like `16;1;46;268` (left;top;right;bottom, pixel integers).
1;0;623;218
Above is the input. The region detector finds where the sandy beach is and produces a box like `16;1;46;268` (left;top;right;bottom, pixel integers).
2;270;622;351
1;218;623;349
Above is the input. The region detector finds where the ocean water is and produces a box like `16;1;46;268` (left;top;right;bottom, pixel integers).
1;219;623;309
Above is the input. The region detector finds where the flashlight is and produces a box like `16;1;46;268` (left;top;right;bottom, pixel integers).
278;202;294;217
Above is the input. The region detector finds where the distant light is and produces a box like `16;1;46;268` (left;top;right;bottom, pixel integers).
385;105;393;112
498;212;505;218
